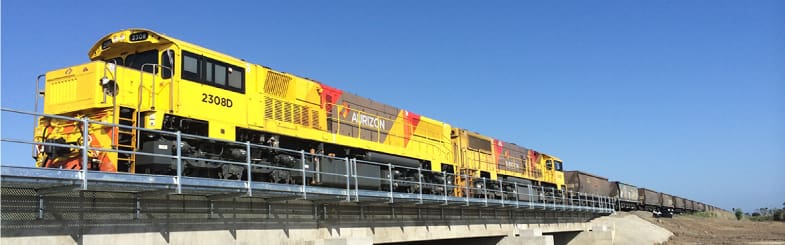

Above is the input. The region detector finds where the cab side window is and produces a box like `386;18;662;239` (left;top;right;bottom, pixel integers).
181;50;244;93
161;50;174;79
182;52;201;81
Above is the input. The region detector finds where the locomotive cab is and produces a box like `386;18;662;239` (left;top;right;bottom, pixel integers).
543;155;565;190
35;29;178;173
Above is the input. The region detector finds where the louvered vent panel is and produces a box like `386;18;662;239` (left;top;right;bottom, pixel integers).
264;97;273;119
293;106;302;126
263;96;320;129
302;108;310;127
263;71;291;98
274;100;283;121
284;103;293;123
311;111;320;130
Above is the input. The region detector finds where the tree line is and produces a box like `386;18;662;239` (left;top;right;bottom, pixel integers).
734;202;785;221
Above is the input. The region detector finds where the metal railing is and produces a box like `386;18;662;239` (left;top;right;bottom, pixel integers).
1;107;615;214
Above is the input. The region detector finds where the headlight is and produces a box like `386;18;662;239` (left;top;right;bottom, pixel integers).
100;77;118;97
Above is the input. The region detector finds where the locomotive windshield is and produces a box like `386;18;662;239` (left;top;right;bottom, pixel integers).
124;49;158;73
102;49;173;77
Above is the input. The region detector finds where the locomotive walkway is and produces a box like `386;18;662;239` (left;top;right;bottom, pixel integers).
1;107;615;244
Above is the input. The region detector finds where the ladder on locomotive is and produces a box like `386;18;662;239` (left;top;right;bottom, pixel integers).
456;167;476;197
116;107;137;173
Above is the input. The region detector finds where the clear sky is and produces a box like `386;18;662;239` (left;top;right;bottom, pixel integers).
2;1;783;212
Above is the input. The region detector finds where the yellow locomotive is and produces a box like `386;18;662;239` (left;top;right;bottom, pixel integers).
34;29;563;197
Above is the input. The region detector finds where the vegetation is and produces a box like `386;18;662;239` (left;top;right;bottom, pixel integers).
745;202;785;222
735;208;743;220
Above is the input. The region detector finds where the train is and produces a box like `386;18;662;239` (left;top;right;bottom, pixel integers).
32;28;719;212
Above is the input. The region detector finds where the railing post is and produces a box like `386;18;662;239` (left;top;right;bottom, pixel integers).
514;182;519;208
587;193;592;209
345;157;350;202
483;177;488;206
301;150;307;200
32;75;45;159
561;190;566;210
601;195;605;209
352;159;359;201
388;163;393;203
464;173;470;206
442;171;448;204
176;131;182;194
499;178;505;207
246;141;252;197
587;192;591;209
551;187;556;210
417;167;423;203
81;117;89;190
597;195;605;209
528;184;533;209
574;191;578;210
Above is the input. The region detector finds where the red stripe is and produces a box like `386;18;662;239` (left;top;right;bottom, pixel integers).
403;110;421;147
493;139;504;166
319;83;343;113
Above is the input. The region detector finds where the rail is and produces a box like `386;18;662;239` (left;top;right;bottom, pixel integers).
1;107;615;218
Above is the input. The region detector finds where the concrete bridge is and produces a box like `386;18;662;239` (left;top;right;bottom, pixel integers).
1;167;613;245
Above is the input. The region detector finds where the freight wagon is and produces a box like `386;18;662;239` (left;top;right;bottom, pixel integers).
564;171;612;207
638;188;660;211
660;193;674;208
610;181;638;211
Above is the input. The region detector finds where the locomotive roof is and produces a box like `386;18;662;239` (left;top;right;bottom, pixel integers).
88;28;246;66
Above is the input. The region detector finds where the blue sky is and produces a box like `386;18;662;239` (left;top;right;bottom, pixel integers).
2;1;783;212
